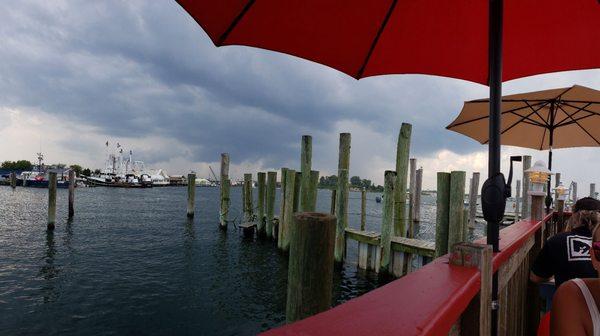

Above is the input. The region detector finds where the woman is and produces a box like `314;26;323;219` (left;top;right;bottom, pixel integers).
552;213;600;336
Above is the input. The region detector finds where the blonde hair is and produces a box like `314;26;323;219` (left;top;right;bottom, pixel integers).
567;210;600;232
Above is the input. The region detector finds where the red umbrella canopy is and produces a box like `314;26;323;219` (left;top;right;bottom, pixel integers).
177;0;600;85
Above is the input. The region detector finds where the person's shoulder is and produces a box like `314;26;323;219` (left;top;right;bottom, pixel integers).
552;279;589;335
555;279;581;301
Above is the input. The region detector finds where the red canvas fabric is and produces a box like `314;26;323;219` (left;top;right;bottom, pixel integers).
177;0;600;85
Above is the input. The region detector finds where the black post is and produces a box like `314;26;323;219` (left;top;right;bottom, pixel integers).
488;0;503;335
545;112;555;211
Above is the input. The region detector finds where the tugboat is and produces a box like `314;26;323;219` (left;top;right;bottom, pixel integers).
18;153;71;188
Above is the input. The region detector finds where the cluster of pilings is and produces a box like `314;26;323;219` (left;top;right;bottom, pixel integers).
44;171;76;230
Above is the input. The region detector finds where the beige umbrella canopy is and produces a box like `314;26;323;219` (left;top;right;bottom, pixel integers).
447;85;600;150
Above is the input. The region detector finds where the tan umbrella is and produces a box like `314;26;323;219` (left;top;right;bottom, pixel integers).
447;84;600;206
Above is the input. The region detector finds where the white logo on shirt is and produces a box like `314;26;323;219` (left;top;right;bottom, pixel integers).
567;235;591;261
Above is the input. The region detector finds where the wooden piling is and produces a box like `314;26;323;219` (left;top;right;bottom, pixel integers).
68;170;75;218
286;212;335;323
220;153;230;228
394;123;412;237
379;170;396;274
293;172;302;213
522;155;532;219
47;172;57;230
330;189;337;215
468;172;480;229
408;158;417;229
187;173;196;218
334;133;351;263
244;173;253;223
300;135;313;212
448;171;466;250
257;172;267;237
279;170;296;252
531;194;545;222
435;172;451;257
515;180;521;221
278;167;289;240
303;170;319;212
360;188;366;231
266;172;277;239
412;168;423;235
10;172;16;189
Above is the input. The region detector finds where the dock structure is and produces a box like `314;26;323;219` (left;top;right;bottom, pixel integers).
47;172;57;230
334;133;351;263
68;170;75;218
360;188;366;231
265;172;277;239
219;153;230;229
186;173;195;218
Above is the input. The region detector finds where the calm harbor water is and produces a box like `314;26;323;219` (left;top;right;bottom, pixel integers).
0;186;484;335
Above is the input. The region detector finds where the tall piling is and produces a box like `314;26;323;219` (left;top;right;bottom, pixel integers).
380;170;396;274
515;180;521;221
243;173;253;223
257;172;267;237
330;189;337;215
279;170;296;252
522;155;532;219
187;173;196;218
394;123;412;237
47;172;57;230
360;188;367;231
468;172;480;229
448;171;466;250
10;172;16;189
303;170;319;212
435;172;451;257
266;172;277;239
278;167;289;240
412;168;423;236
300;135;313;212
408;158;417;235
286;212;335;323
334;133;351;263
68;170;75;218
293;172;302;212
220;153;230;229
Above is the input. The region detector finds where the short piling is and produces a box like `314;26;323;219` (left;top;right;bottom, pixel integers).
448;171;466;248
334;133;351;263
278;167;289;240
47;172;57;230
266;172;277;239
408;158;417;228
522;155;532;219
394;123;412;237
257;172;267;237
300;135;313;212
293;172;302;212
435;172;451;257
531;194;545;222
330;189;337;215
304;170;319;212
379;170;396;274
10;172;16;189
68;170;75;218
468;172;480;229
220;153;230;229
187;173;196;218
515;180;521;221
279;170;296;252
360;188;366;231
286;212;335;323
412;168;423;235
243;173;253;223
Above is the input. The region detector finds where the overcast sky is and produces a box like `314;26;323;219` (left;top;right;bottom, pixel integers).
1;1;599;190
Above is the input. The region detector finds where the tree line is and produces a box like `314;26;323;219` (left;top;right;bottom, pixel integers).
1;160;99;176
318;174;383;192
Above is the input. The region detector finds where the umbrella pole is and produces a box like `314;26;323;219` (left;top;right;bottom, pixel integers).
546;125;554;211
487;0;503;335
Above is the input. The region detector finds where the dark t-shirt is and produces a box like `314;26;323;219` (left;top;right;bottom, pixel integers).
531;226;597;288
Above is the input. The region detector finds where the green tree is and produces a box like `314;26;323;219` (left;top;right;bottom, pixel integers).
350;176;362;187
1;160;33;171
82;168;92;176
93;169;101;175
70;164;83;176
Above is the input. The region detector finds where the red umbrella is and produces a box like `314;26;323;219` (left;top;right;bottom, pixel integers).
176;0;600;333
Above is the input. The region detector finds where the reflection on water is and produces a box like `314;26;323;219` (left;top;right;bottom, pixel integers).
39;232;58;303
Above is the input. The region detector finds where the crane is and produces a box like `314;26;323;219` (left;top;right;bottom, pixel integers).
208;166;219;184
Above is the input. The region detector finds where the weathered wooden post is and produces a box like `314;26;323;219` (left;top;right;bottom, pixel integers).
515;180;521;221
334;133;350;263
394;123;412;237
330;189;337;215
277;167;289;239
187;173;196;218
68;170;75;218
10;172;16;189
522;155;532;219
591;183;596;198
292;172;301;212
304;170;319;212
435;172;451;257
451;243;492;335
448;171;466;249
286;212;335;323
279;170;296;251
412;168;423;236
554;173;561;200
468;172;480;229
530;193;545;222
379;170;396;274
257;172;267;237
300;135;313;212
47;172;57;230
360;188;367;231
266;172;277;239
244;173;253;222
220;153;230;229
408;158;417;229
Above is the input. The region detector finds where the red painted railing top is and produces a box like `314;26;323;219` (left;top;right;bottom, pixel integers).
263;213;553;336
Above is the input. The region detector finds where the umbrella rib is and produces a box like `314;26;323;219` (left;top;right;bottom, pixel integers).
556;112;597;127
557;105;600;145
355;0;398;78
561;102;600;116
555;103;594;127
447;101;547;128
217;0;256;45
481;102;551;144
525;101;551;128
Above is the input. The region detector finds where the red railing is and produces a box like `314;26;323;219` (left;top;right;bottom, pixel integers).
263;212;556;336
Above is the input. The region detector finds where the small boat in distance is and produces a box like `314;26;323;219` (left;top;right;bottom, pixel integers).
18;153;71;188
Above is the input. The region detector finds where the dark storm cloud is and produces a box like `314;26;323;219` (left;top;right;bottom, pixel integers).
0;1;484;167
